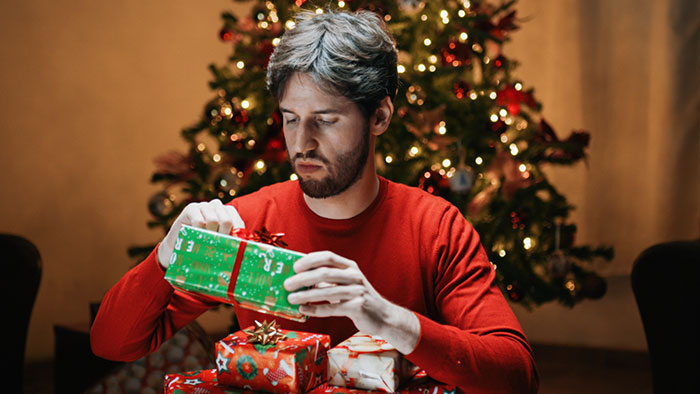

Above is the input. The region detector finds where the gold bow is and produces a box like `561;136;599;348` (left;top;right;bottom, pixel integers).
242;320;287;345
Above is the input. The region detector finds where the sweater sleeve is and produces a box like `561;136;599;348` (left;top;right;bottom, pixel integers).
404;206;539;394
90;246;220;362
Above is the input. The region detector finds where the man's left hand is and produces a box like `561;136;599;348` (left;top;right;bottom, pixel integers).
283;251;420;354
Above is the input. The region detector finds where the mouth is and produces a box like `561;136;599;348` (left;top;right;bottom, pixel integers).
295;161;324;174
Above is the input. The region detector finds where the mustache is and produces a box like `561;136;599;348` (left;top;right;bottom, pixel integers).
293;150;329;165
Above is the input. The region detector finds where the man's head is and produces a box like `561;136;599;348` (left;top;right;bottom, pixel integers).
266;9;398;198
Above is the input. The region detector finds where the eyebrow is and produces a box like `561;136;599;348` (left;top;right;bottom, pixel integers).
279;107;344;115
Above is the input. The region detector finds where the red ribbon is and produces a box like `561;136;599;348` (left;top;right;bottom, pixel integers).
230;227;287;248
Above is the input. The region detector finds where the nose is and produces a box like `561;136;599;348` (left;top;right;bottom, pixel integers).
293;118;318;155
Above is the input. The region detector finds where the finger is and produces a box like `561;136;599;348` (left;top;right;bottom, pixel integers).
224;204;245;229
199;202;221;232
288;284;366;305
299;297;363;318
293;251;356;273
212;200;234;235
182;204;206;228
284;267;363;291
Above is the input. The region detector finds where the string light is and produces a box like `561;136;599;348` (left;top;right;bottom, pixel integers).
272;38;280;46
259;21;269;29
241;100;250;109
499;108;508;117
565;280;576;292
247;140;256;147
338;0;345;7
385;155;393;163
509;143;519;156
442;158;451;167
519;164;527;172
437;121;447;134
197;143;206;152
515;82;523;91
489;91;498;100
212;153;221;162
469;91;478;100
236;61;245;69
255;159;266;170
423;38;431;46
505;117;514;125
397;64;406;73
229;189;237;196
458;9;466;17
421;14;428;21
285;20;296;29
290;173;298;181
429;65;436;72
498;249;506;257
490;114;499;122
459;32;468;41
440;10;448;18
384;14;391;22
442;17;450;24
409;146;420;157
500;134;508;143
523;237;533;250
417;64;426;72
428;55;438;64
475;156;483;165
315;8;324;14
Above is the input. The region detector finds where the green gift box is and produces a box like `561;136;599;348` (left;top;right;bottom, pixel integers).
164;225;307;322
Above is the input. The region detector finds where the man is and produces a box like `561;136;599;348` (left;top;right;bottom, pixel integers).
91;9;538;393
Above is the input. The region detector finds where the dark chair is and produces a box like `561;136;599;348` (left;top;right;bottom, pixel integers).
0;234;42;394
631;239;700;394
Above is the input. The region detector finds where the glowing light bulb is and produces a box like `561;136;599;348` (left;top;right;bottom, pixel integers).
423;38;431;46
440;10;448;18
255;160;265;169
489;91;497;100
272;38;280;46
475;156;483;165
197;143;206;151
499;108;508;117
469;91;478;100
241;100;250;109
500;134;508;143
458;9;466;17
490;114;499;122
409;146;419;157
385;155;393;163
285;20;296;29
290;173;298;181
515;82;523;91
417;64;426;72
421;14;428;21
523;237;532;250
509;143;519;156
519;164;527;172
499;249;506;257
236;61;245;69
442;17;450;24
459;32;468;41
442;158;451;167
315;8;324;14
429;65;436;72
437;121;447;135
212;153;221;162
428;55;438;64
338;0;345;7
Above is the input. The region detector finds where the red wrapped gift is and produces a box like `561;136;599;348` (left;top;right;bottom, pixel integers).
309;372;456;394
164;369;256;394
215;321;330;394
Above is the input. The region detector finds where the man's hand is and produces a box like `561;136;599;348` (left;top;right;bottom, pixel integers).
156;199;245;270
284;251;420;354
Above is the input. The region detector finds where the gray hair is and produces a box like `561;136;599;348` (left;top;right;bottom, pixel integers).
266;9;398;119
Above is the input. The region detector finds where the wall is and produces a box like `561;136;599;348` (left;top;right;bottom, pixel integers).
0;0;697;361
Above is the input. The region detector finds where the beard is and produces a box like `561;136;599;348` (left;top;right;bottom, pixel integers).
290;124;370;199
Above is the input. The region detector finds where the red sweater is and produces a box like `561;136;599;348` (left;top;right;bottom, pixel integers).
91;177;538;393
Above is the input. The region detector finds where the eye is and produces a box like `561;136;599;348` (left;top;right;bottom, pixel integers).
284;117;298;125
317;118;337;126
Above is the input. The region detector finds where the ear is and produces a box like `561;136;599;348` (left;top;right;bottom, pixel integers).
369;96;394;137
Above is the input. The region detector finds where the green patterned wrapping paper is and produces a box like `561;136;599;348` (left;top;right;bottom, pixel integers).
164;225;307;322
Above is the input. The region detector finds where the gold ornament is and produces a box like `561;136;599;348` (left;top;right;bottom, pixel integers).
242;320;287;345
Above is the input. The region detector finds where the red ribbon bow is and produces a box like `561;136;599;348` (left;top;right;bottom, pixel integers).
230;227;287;248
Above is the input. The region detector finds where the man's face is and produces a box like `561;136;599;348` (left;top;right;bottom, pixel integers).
279;73;370;199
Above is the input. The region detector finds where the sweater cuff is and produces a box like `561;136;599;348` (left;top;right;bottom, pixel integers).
140;244;174;297
405;312;464;369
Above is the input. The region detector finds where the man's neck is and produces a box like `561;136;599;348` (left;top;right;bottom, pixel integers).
302;165;380;220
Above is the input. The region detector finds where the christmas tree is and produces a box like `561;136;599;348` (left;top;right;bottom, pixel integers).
134;0;613;308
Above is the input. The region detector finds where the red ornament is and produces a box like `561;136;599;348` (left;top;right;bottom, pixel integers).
493;55;506;68
232;109;249;125
496;85;536;116
441;40;471;67
506;283;524;302
491;119;507;134
219;27;234;42
453;80;471;99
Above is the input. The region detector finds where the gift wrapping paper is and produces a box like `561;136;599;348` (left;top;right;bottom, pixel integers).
215;327;331;394
164;368;257;394
326;333;417;392
164;225;307;321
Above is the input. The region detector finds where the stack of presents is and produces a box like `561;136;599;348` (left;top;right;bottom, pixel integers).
162;225;455;394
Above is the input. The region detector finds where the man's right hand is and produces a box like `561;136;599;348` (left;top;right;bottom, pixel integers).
156;199;245;270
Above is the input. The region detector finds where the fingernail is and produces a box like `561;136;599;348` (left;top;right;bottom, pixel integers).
287;294;297;304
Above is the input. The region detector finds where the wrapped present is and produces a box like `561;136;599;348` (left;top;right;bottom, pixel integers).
165;224;307;321
326;333;417;392
215;321;330;394
164;368;258;394
308;379;456;394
